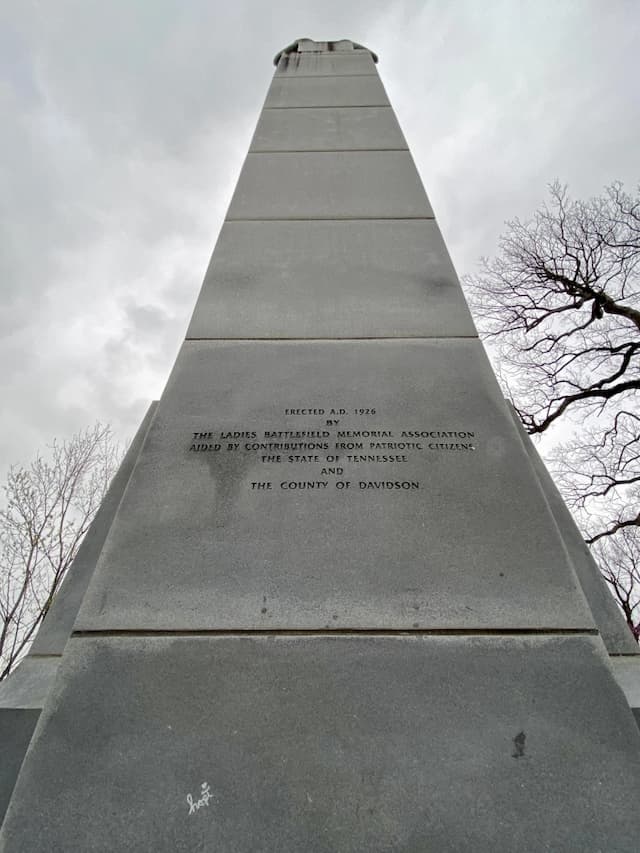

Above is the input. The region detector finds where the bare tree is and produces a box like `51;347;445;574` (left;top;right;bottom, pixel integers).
464;181;640;639
0;424;123;680
593;528;640;642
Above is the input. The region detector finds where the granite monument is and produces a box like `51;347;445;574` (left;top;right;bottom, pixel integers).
2;38;640;852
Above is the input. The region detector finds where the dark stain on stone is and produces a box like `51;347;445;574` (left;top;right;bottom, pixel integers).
199;437;255;528
512;731;526;758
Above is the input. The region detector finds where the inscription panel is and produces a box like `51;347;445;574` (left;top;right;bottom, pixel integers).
76;339;593;632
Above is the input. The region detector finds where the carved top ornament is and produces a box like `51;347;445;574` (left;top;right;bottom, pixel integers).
273;38;378;65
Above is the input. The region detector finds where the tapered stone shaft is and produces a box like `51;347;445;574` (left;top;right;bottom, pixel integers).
2;38;640;853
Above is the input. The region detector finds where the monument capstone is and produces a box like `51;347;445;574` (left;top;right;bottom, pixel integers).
2;37;640;852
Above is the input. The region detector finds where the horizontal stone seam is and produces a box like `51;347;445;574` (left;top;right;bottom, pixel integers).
183;335;481;342
222;216;436;223
0;705;44;711
219;215;436;223
273;73;380;79
272;77;378;83
225;216;436;222
261;105;393;111
249;148;409;154
71;628;599;639
244;149;411;156
263;104;390;110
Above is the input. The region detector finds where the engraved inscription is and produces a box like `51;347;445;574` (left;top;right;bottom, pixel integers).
187;403;477;494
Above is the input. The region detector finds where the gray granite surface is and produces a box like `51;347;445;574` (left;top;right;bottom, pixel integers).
0;658;59;710
275;52;376;76
610;657;640;712
264;75;389;108
509;405;639;654
227;151;433;221
186;220;476;340
2;635;639;852
250;106;406;152
0;710;39;829
76;339;593;632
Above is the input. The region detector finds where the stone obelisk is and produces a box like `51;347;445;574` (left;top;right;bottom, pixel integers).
2;38;640;852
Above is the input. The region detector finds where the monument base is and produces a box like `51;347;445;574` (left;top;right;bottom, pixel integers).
2;634;640;852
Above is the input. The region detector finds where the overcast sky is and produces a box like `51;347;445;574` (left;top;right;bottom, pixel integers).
1;0;639;479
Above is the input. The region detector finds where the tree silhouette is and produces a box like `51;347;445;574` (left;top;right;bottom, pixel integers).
465;181;640;639
0;424;122;680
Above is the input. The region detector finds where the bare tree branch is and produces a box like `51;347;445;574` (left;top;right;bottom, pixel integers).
0;424;123;680
464;180;640;641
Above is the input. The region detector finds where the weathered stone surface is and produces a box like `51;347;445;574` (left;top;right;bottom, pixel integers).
76;339;592;632
250;106;406;152
0;658;59;711
0;660;53;826
610;656;640;729
0;407;158;834
275;39;376;62
275;52;376;76
29;402;157;656
186;220;476;340
610;657;640;717
295;39;363;53
0;710;39;829
509;406;639;655
2;634;640;853
227;151;433;220
265;75;389;108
